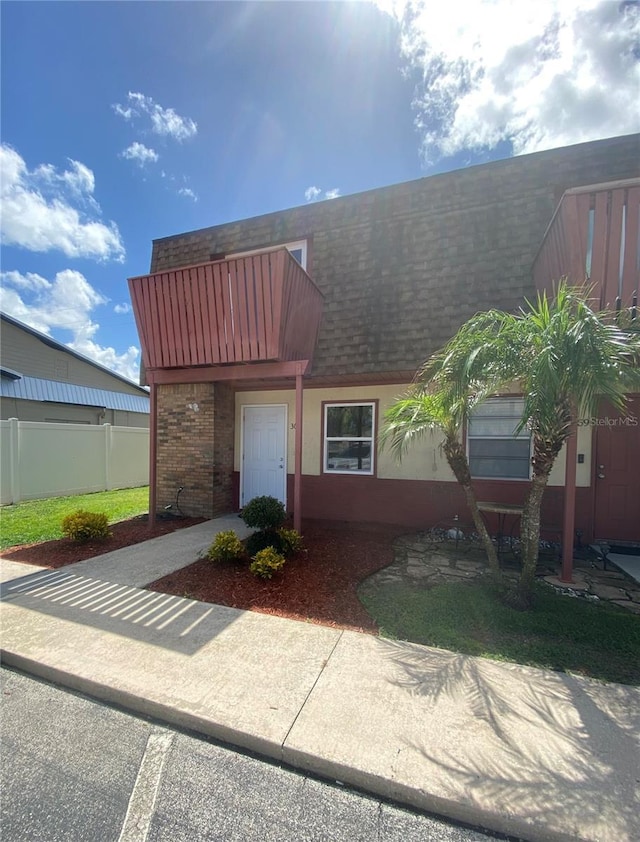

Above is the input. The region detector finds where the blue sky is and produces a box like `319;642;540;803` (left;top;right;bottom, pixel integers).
1;1;638;383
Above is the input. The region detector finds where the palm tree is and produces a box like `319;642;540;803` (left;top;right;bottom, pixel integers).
382;315;522;580
498;285;640;606
383;283;640;607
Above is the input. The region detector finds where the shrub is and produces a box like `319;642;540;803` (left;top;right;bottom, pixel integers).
240;496;286;531
207;530;245;563
278;527;303;557
61;510;110;543
250;547;286;579
243;522;302;559
244;528;283;557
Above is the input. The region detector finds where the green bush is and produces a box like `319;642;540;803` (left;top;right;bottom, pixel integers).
278;528;303;557
207;530;245;563
61;510;110;543
245;529;282;557
249;547;286;579
240;496;286;531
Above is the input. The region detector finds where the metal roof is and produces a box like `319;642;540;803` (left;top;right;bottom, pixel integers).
0;375;150;414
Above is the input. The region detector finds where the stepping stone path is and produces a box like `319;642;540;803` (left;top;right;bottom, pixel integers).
366;531;640;613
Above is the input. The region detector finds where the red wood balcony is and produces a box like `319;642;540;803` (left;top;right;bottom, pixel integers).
129;249;323;371
533;178;639;309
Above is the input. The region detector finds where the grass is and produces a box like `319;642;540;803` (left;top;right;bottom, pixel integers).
0;487;149;550
359;578;640;686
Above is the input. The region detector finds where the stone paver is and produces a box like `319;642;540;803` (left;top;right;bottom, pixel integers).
374;532;640;613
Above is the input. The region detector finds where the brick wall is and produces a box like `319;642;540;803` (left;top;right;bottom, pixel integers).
150;134;640;381
156;382;234;518
212;383;234;515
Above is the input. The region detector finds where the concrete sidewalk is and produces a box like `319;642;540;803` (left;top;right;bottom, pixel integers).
1;520;639;842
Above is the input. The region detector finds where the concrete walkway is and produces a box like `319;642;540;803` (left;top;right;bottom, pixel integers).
1;519;639;842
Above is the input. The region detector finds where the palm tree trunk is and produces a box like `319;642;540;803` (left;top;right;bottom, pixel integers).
443;436;501;579
461;483;501;579
516;472;549;608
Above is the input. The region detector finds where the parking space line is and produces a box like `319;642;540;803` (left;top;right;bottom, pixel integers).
118;730;173;842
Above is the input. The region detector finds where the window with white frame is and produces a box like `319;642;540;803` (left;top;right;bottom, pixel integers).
228;240;308;270
468;398;531;479
284;241;307;268
324;402;375;474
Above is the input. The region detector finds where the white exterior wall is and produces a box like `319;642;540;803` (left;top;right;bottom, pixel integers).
548;424;592;487
0;420;149;505
235;385;593;488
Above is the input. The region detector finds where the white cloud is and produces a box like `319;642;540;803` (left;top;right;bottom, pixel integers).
114;302;131;314
149;105;197;140
0;270;51;292
121;142;159;166
113;91;197;141
34;158;96;200
0;269;140;382
112;103;134;120
68;334;140;384
305;185;341;202
0;145;125;262
378;0;640;159
178;187;197;201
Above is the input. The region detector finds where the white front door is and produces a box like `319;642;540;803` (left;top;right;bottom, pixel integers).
241;405;287;507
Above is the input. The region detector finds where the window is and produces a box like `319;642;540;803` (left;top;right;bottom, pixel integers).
323;402;375;475
228;240;308;271
468;398;531;479
285;241;307;268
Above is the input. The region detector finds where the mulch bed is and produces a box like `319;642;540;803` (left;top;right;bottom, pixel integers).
2;517;404;633
1;515;205;569
150;520;405;633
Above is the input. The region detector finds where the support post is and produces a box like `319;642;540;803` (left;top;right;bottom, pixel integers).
294;366;304;533
149;384;158;528
560;419;578;583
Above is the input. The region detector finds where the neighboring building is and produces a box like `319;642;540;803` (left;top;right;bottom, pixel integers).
0;313;150;427
129;134;640;543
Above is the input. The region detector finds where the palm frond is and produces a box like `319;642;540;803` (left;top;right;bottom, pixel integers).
381;392;455;460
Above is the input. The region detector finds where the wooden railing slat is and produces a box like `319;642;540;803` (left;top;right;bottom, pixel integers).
128;249;323;370
534;181;639;311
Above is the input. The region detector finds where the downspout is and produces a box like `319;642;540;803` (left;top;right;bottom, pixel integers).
560;418;578;583
294;365;304;533
149;383;158;529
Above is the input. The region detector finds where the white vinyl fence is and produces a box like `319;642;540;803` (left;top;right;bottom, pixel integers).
0;419;149;505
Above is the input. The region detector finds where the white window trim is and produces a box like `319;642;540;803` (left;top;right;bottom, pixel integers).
467;397;532;481
228;240;308;271
323;401;375;476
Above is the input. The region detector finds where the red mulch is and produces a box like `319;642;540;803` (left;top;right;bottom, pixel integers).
3;516;404;633
147;520;405;633
1;515;205;569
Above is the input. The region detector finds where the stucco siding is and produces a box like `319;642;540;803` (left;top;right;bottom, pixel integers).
234;385;594;488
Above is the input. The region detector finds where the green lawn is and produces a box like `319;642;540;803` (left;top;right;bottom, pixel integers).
0;487;149;550
359;579;640;686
